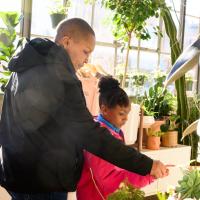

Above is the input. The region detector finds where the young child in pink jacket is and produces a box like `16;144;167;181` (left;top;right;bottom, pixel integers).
76;76;154;200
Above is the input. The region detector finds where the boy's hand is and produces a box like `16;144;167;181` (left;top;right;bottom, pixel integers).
150;160;169;178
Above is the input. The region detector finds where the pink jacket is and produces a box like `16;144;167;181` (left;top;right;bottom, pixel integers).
76;121;154;200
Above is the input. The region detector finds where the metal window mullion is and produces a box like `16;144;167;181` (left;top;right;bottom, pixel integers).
90;1;95;28
20;0;32;39
88;1;95;63
179;0;187;50
136;39;141;71
197;17;200;94
157;14;163;70
113;41;118;76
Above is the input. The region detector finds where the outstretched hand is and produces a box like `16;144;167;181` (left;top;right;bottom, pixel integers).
150;160;169;179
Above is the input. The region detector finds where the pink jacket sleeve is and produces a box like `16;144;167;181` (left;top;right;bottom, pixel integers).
86;151;154;197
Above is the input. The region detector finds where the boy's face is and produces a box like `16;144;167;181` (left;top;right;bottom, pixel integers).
102;104;131;129
62;34;95;71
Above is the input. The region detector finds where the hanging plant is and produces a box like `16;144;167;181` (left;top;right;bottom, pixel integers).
49;0;71;28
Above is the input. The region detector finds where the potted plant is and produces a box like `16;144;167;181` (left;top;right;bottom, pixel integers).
49;0;71;28
176;167;200;199
146;129;164;150
142;74;176;138
143;74;176;120
160;115;179;147
107;179;145;200
157;167;200;200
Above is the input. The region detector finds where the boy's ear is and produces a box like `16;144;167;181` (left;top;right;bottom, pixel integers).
60;36;71;49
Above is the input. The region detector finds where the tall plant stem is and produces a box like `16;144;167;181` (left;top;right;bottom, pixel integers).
122;32;132;89
161;7;189;142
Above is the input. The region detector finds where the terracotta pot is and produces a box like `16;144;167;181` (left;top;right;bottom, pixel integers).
147;136;160;150
161;131;178;147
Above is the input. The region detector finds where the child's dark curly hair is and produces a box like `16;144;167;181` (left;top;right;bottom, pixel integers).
98;76;129;108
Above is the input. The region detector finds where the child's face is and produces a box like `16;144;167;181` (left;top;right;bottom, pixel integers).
102;104;131;129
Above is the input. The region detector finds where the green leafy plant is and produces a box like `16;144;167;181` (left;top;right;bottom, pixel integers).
107;179;145;200
160;115;180;132
187;96;200;162
84;0;95;4
143;74;176;119
132;72;148;87
176;168;200;199
0;11;23;92
157;192;171;200
161;6;188;143
147;130;164;137
157;187;176;200
101;0;166;88
185;74;194;91
49;0;71;15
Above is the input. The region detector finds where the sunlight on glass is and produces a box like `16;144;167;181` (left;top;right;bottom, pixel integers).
165;0;181;12
91;46;114;75
184;16;199;47
186;0;200;16
0;0;21;12
0;0;21;30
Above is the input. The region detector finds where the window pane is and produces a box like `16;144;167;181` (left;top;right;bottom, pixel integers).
161;29;170;54
165;0;181;12
31;0;56;37
161;11;180;54
93;2;114;43
0;0;21;32
68;0;92;23
184;16;199;47
128;50;138;71
140;17;159;50
115;49;137;75
186;0;200;17
31;0;92;37
139;51;158;72
91;45;115;75
130;37;139;48
0;0;21;12
159;53;171;71
186;67;198;94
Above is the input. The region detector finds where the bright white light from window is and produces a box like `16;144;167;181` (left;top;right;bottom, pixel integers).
0;0;21;12
0;0;21;29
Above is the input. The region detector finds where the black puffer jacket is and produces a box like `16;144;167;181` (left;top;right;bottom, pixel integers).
0;38;153;192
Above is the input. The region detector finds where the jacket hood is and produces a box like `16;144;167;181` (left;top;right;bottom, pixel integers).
8;38;75;74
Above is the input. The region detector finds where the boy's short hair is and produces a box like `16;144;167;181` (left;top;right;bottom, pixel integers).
55;18;95;42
